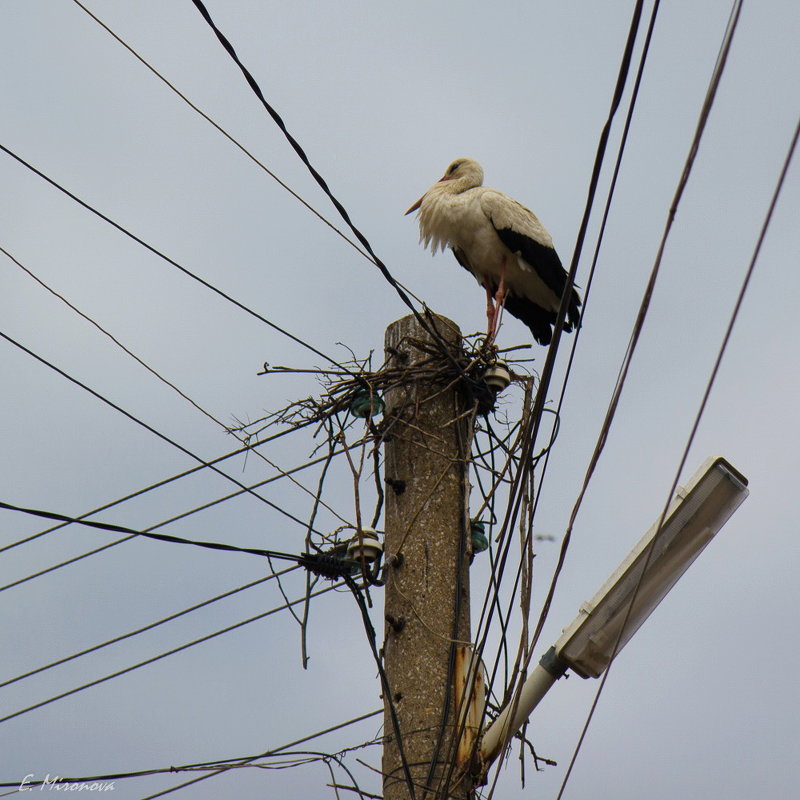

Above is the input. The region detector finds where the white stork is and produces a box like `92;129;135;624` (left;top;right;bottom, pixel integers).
406;158;581;345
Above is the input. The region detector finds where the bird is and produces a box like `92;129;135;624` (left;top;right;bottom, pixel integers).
406;158;581;345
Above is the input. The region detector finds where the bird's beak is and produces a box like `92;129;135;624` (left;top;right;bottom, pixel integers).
405;195;424;215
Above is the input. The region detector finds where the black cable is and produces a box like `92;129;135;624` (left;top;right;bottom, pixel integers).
467;1;651;789
68;0;378;268
0;442;354;595
2;224;349;531
0;142;349;373
0;583;339;726
188;0;476;386
510;0;664;685
0;329;323;534
476;4;662;753
0;500;304;563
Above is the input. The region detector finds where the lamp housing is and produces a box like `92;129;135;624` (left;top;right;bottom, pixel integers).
555;456;748;679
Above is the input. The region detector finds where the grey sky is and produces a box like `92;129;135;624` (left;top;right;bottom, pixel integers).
1;1;798;798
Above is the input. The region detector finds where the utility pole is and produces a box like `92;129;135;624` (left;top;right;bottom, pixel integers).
381;314;474;800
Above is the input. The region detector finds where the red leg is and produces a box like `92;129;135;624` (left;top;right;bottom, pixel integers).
487;260;508;343
484;282;496;337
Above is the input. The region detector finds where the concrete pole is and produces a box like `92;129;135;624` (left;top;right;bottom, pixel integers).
381;314;474;800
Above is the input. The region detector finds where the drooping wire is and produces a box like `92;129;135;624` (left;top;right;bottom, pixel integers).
465;0;653;788
0;435;366;595
0;418;316;555
512;0;664;668
0;708;382;791
481;4;665;781
529;0;744;693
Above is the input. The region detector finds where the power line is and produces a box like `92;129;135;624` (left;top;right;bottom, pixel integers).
187;0;475;385
0;708;382;790
0;569;294;689
464;1;652;788
0;142;350;373
0;500;308;562
540;0;745;687
558;95;799;800
1;243;352;528
0;418;316;556
0;329;325;534
68;0;378;269
480;3;665;771
0;441;357;594
0;583;340;726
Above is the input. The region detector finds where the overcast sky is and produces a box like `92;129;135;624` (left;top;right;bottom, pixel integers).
1;1;798;798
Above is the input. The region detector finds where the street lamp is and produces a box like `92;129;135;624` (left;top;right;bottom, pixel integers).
479;456;749;767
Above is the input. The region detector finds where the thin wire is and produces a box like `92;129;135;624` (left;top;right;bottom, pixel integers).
0;441;357;594
0;142;350;373
1;244;351;528
0;418;315;555
538;0;745;684
0;708;382;790
0;329;325;534
0;583;339;726
0;569;295;688
557;103;798;800
131;709;382;800
516;0;663;664
481;4;664;771
68;0;379;267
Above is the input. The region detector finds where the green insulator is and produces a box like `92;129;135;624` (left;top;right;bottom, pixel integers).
350;390;385;418
470;520;489;554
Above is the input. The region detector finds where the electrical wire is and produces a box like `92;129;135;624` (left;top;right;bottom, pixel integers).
464;1;652;787
0;708;382;790
513;0;664;665
480;5;665;785
68;0;379;269
0;329;325;534
0;500;308;562
556;94;798;800
129;709;383;800
0;418;316;555
0;439;360;594
0;142;350;373
528;0;744;702
188;0;476;386
0;583;340;726
1;244;352;528
0;569;295;689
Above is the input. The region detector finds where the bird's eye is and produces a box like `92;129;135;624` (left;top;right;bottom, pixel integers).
448;161;462;175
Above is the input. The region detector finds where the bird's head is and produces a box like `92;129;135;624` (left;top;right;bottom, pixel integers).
437;158;484;186
405;158;484;215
